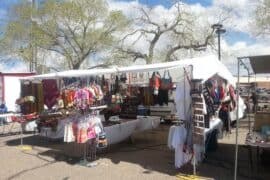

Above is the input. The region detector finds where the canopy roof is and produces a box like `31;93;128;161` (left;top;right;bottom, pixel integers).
23;55;236;86
249;55;270;74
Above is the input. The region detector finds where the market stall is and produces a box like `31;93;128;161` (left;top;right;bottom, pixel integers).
18;55;245;170
163;55;247;172
236;55;270;178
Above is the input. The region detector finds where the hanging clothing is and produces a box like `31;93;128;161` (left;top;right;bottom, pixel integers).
175;78;191;121
20;82;37;114
171;126;187;168
74;89;90;110
42;79;60;109
158;89;169;106
36;83;44;113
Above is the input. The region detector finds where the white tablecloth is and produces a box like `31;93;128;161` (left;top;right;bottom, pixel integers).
104;120;139;145
0;113;17;123
136;116;160;132
39;116;160;144
40;118;68;139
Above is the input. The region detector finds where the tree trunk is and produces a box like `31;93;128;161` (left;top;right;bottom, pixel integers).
72;63;81;70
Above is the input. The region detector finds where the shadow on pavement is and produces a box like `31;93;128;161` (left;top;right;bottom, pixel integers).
4;125;270;180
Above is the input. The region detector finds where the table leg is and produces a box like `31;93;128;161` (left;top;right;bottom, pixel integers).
8;122;15;135
256;146;260;173
248;145;253;171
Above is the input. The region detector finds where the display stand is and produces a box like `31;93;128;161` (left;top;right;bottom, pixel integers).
77;105;107;167
190;79;205;175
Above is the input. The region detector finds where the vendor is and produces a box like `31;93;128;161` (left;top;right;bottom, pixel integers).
217;80;235;133
0;102;8;125
0;102;7;114
250;92;258;113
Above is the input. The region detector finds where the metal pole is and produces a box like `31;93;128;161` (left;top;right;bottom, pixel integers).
247;69;251;133
234;58;240;180
218;32;221;61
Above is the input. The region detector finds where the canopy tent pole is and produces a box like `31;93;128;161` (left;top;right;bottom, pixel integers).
234;58;240;180
247;71;251;133
234;57;251;179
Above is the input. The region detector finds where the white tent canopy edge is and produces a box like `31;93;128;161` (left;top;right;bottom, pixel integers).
21;55;236;87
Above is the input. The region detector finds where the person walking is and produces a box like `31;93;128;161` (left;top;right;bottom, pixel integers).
251;92;258;113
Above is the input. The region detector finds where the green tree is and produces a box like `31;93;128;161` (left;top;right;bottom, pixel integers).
1;0;128;70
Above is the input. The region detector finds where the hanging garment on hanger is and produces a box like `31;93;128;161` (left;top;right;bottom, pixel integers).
175;77;191;121
160;70;173;90
158;89;169;106
42;79;60;110
171;125;187;168
74;88;90;110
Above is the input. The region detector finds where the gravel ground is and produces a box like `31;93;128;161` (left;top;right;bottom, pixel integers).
0;122;270;180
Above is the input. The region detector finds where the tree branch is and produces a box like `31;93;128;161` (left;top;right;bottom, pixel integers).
165;29;215;62
116;48;147;62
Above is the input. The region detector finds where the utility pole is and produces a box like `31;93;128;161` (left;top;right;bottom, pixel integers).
30;0;37;72
211;23;226;61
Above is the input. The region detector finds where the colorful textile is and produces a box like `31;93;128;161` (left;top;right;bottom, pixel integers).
42;80;60;109
74;89;90;110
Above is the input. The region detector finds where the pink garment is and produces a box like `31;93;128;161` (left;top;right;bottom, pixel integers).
42;79;60;109
74;89;90;110
87;127;96;139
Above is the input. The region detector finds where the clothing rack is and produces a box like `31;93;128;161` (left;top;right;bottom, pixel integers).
76;105;106;167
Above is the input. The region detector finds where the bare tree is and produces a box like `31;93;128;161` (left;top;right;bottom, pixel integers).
116;1;215;64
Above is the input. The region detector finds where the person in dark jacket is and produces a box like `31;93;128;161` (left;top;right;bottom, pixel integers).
0;102;7;125
250;92;258;113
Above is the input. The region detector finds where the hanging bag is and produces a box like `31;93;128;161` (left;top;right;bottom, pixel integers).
120;73;127;83
160;70;172;90
149;72;156;88
149;72;161;95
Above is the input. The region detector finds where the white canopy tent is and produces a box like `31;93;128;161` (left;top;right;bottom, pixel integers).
22;54;245;123
22;55;236;87
21;54;247;172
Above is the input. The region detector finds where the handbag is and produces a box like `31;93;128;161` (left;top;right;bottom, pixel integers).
149;72;161;94
160;70;172;90
120;73;127;82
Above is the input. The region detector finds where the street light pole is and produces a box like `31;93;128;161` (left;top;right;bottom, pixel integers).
218;31;221;60
212;23;226;61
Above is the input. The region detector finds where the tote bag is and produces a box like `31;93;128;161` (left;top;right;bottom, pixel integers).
160;70;172;90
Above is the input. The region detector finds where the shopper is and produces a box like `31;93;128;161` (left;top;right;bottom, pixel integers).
251;92;258;113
